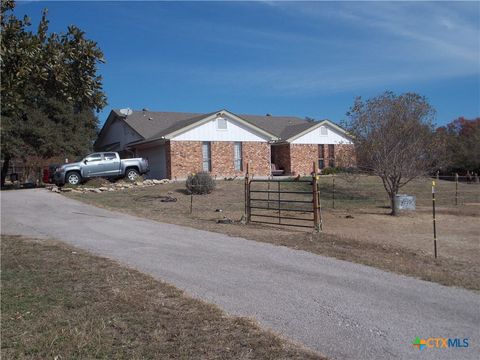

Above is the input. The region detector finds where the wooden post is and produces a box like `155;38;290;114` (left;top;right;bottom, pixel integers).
277;181;281;224
312;161;320;232
332;174;336;209
244;163;250;223
267;176;271;209
455;173;459;206
432;180;437;259
190;193;193;214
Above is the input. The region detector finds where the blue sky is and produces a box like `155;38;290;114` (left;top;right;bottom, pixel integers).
16;1;480;127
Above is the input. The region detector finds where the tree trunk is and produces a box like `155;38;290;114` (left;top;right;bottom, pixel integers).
390;193;398;216
1;156;10;187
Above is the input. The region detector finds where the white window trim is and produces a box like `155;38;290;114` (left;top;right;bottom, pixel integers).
320;126;328;136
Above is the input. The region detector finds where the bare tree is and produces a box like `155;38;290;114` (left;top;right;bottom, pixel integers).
347;91;437;215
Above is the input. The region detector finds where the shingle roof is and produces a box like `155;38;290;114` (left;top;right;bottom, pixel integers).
112;109;336;143
113;109;202;139
239;114;317;140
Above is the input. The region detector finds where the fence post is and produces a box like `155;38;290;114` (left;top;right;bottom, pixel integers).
332;174;336;209
312;161;320;232
455;173;459;206
432;180;438;259
276;181;281;224
267;176;271;209
244;163;250;223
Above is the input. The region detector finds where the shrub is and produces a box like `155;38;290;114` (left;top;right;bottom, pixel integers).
321;167;340;175
186;172;215;194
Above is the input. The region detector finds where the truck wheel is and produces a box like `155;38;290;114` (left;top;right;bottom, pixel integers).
66;171;82;185
126;168;139;182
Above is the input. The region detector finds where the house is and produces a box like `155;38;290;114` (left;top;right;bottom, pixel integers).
94;109;354;179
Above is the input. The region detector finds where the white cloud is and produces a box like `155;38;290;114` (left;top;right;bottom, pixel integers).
234;1;480;94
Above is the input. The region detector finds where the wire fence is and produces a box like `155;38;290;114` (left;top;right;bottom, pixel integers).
314;175;480;209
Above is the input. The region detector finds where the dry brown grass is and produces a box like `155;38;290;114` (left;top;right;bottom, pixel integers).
64;177;480;291
1;235;323;360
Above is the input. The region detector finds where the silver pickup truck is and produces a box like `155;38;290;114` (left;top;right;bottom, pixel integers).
54;152;149;185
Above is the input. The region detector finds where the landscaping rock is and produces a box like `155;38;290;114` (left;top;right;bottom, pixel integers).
98;187;109;192
60;187;73;192
51;186;60;193
217;217;233;224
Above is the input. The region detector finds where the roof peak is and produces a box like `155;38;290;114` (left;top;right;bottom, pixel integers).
107;108;343;142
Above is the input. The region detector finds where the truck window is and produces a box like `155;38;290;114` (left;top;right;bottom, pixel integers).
85;154;102;162
104;153;117;161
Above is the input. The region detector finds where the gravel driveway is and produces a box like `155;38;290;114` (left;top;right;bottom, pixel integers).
2;189;479;360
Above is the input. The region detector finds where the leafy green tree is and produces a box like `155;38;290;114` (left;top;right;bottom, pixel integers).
1;0;107;185
347;91;438;215
436;117;480;173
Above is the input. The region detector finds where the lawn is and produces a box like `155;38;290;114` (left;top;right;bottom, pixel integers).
1;235;322;359
64;175;480;291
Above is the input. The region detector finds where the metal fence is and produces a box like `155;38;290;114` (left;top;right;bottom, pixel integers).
315;174;480;209
245;163;321;231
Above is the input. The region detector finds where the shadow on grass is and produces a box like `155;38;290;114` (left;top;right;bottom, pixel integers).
1;184;45;191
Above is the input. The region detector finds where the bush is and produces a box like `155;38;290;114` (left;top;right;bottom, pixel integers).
321;167;340;175
186;172;215;194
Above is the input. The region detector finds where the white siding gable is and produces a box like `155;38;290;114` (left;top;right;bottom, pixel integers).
171;115;269;142
291;124;352;145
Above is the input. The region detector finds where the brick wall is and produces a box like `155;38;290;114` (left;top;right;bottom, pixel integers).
211;142;235;177
167;140;270;179
290;144;318;176
271;144;291;174
243;142;271;176
167;140;203;179
166;140;352;179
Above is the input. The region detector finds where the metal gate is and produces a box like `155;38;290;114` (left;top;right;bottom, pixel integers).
244;163;322;231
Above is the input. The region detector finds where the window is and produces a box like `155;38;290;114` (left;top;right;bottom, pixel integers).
328;144;335;167
234;142;242;171
320;126;328;136
85;153;102;162
318;145;325;169
104;153;117;161
202;142;212;172
216;117;228;130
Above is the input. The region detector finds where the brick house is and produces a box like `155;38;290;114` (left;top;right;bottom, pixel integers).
94;109;354;179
